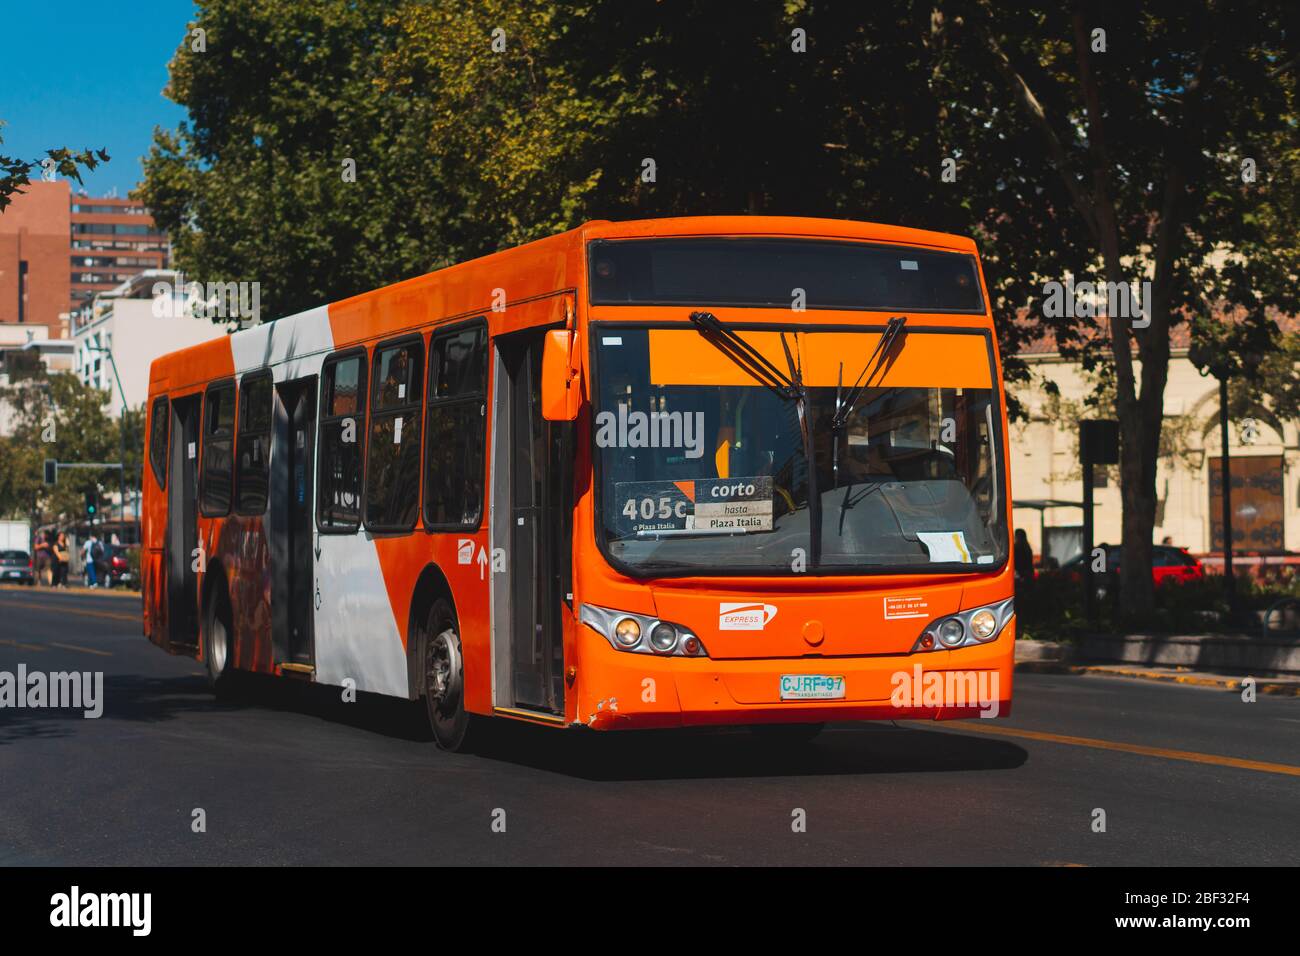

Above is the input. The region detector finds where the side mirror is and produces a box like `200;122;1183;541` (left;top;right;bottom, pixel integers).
541;328;580;421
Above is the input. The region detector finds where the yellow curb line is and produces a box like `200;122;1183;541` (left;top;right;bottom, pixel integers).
941;720;1300;777
1015;661;1300;696
0;583;140;600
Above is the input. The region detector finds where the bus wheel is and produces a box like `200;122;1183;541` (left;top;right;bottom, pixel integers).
203;586;233;694
748;722;825;744
423;598;476;752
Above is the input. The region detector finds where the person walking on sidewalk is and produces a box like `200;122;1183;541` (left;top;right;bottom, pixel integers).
53;532;70;588
33;531;52;587
82;533;101;588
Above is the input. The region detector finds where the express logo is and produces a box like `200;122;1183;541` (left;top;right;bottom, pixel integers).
718;602;778;631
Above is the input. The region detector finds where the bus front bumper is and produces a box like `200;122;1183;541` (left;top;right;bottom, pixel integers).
573;622;1015;730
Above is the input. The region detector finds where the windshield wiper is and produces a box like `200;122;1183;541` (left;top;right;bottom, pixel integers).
830;315;907;488
688;311;800;399
830;315;907;433
688;310;821;566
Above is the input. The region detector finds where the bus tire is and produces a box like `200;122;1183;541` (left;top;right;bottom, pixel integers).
748;722;825;744
422;597;478;752
203;583;234;694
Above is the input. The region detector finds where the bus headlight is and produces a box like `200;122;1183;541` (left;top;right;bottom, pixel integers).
614;617;641;646
649;623;678;653
580;604;707;658
911;598;1014;653
970;609;998;641
937;618;965;647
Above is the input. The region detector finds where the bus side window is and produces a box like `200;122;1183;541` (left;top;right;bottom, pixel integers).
200;380;236;516
364;336;425;531
424;322;487;529
235;371;272;515
149;395;169;490
318;349;368;532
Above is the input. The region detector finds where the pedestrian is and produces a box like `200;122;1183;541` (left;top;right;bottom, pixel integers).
1014;528;1035;583
53;532;70;588
1161;535;1173;546
82;533;101;588
34;531;52;587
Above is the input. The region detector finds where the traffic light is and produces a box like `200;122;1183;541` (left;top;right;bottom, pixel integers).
44;459;57;485
84;491;97;521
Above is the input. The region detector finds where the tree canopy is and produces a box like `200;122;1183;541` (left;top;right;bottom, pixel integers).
140;0;1300;613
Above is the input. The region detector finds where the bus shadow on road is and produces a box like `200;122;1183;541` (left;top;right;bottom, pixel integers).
464;719;1029;781
206;677;1029;779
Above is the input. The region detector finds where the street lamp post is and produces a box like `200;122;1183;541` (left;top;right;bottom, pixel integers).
85;344;130;527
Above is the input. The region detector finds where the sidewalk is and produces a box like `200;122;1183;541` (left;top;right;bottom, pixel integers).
1016;638;1300;696
0;582;140;599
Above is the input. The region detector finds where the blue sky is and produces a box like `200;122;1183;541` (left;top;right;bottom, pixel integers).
0;1;196;198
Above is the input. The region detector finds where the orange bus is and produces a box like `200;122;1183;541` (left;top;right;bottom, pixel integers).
141;216;1015;750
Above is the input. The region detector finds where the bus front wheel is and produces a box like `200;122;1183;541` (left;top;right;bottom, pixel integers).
422;598;477;752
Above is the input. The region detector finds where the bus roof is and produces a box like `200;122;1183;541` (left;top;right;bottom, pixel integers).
148;216;979;391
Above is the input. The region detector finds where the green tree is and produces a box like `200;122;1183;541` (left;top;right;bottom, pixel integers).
959;0;1300;614
0;120;109;211
143;0;1300;615
0;373;125;528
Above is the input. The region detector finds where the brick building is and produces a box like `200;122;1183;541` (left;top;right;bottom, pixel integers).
0;179;169;338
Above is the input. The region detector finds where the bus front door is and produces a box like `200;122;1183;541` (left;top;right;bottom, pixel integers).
493;329;571;716
270;376;317;670
165;394;201;648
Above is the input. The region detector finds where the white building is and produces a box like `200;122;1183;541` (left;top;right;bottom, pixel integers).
73;270;229;416
0;324;76;436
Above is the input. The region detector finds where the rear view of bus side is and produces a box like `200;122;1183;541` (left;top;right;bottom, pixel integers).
141;216;1016;750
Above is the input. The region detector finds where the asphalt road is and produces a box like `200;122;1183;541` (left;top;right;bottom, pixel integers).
1;586;1296;866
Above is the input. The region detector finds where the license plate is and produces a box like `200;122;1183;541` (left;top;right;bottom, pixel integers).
780;675;845;700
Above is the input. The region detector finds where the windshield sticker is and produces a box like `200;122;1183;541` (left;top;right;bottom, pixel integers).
615;477;774;535
719;602;778;630
884;596;930;620
917;530;973;563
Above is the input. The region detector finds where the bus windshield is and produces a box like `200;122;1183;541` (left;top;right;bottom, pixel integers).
592;325;1007;575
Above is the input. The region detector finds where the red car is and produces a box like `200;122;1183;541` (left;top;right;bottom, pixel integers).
1059;545;1204;588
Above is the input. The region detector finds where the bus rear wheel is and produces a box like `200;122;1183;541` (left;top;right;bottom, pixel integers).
422;598;477;752
203;586;234;694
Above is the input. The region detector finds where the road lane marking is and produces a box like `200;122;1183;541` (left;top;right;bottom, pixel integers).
48;641;113;657
0;599;138;624
941;720;1300;778
0;638;46;652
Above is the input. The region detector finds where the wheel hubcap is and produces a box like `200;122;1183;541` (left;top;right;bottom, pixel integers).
211;616;227;674
427;629;462;714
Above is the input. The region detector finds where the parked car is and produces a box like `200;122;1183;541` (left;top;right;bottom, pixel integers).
0;549;35;585
1057;544;1204;589
104;543;138;589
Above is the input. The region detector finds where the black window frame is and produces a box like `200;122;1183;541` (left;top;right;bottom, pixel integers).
234;368;273;516
316;346;370;534
362;334;426;534
199;378;237;518
148;395;169;490
423;318;489;533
